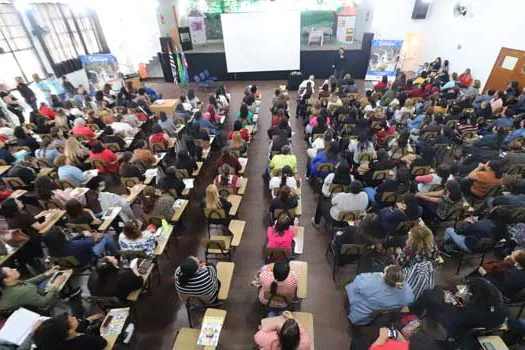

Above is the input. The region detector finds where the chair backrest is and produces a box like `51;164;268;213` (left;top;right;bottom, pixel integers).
90;158;107;169
218;186;234;197
202;237;229;252
339;243;367;257
316;162;335;173
51;255;82;268
104;143;121;152
34;158;52;169
0;159;6;165
151;142;167;153
87;123;100;131
175;168;189;179
274;208;296;219
358;152;374;163
39;199;62;210
65;223;91;232
179;293;212;306
204;208;226;219
379;191;397;203
117;249;148;259
338;211;363;221
329;183;348;194
264;247;291;262
372;170;392;181
506;163;525;176
312;133;324;141
420;131;439;141
145;215;163;227
265;293;292;310
2;177;26;189
11;146;31;153
445;119;458;129
411;165;431;176
462;130;476;139
121;177;141;188
75;135;89;143
340;124;355;137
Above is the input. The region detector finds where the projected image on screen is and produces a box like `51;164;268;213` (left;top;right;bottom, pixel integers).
221;11;300;73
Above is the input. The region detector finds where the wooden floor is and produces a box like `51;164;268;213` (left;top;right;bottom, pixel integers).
128;80;494;349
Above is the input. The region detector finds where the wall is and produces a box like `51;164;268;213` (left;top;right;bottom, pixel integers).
371;0;525;88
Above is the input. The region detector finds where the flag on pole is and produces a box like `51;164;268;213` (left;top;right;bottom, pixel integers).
175;45;188;86
163;41;178;84
180;48;190;84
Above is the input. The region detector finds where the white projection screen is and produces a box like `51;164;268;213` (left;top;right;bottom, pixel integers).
221;11;301;73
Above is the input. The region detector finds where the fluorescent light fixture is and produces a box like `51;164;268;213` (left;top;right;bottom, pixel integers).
13;1;31;13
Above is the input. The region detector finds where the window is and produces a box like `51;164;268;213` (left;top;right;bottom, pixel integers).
0;4;44;88
31;3;106;65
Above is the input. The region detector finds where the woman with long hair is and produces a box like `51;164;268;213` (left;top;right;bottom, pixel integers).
35;175;85;207
64;137;89;168
254;311;312;350
396;225;439;268
236;103;254;127
269;186;299;222
348;132;375;164
266;214;297;250
205;184;232;217
269;165;297;198
416;179;465;223
227;131;247;155
309;141;340;178
65;198;102;228
140;185;174;220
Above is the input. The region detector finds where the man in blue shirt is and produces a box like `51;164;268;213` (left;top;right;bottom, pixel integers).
503;120;525;148
472;89;495;108
508;87;525;113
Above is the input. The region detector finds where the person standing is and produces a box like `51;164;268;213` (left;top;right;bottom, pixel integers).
332;47;346;79
32;73;51;104
15;76;37;111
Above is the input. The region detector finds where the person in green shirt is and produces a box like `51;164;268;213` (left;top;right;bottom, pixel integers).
269;145;297;176
0;266;65;312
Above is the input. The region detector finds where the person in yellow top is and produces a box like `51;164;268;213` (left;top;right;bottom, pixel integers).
413;71;428;85
269;145;297;176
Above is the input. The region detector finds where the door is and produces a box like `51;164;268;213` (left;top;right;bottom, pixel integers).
484;47;525;94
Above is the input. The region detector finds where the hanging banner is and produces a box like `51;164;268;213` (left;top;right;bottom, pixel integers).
188;16;207;45
80;54;121;92
365;40;403;81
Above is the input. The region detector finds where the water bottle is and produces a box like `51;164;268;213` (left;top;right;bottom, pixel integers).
294;217;299;227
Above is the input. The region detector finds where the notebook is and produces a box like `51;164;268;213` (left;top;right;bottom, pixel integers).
0;308;46;345
183;179;194;189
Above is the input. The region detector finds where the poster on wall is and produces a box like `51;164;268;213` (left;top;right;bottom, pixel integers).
80;54;121;92
188;16;207;45
336;15;356;43
365;40;403;81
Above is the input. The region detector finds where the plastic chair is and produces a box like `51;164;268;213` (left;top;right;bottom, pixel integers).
204;69;218;81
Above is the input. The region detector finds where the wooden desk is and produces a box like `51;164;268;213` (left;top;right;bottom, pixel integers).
8;189;27;199
46;269;73;292
261;312;314;350
153;152;166;166
227;195;242;216
98;207;122;232
192;162;203;177
294;226;304;254
174;124;185;135
295;197;303;216
216;262;234;301
237;178;248;195
0;165;11;176
150;99;178;118
0;241;26;265
228;220;245;247
127;262;155;302
171;199;189;222
238;158;247;176
172;328;200;350
201;308;227;350
101;307;130;350
478;336;508;350
125;184;147;204
37;167;54;177
290;261;307;298
154;225;174;256
36;209;66;235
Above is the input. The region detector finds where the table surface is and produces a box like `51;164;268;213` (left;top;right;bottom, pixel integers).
0;165;12;175
0;241;26;265
125;184;147;204
171;199;189;222
8;189;27;199
98;207;122;232
127;262;155;301
294;226;304;254
237;177;248;195
101;307;130;350
216;261;234;301
227;195;242;216
36;209;66;235
238;157;247;175
295;196;303;216
290;261;308;298
172;328;200;350
193;162;203;177
202;308;227;350
228;219;245;247
154;225;174;255
47;269;73;292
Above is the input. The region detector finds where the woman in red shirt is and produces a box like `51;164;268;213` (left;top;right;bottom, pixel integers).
149;124;169;148
72;118;96;142
216;148;242;174
374;75;388;92
39;102;56;119
227;120;250;142
376;121;396;147
458;68;473;88
89;141;119;173
266;215;297;250
203;96;220;124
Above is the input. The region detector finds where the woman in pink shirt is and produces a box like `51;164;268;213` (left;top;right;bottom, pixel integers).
254;311;312;350
266;215;297;250
490;91;504;113
258;262;298;306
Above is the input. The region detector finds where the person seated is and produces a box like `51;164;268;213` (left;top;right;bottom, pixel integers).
416;179;466;224
366;327;409;350
174;256;220;303
415;164;452;193
33;111;53;134
228;120;250;143
158;166;186;197
375;121;396;148
132;140;156;168
254;310;312;350
442;216;502;254
149;124;169;149
269;186;298;219
308;141;339;178
71;118;96;144
205;184;232;220
395;225;439;268
214;164;241;193
55;155;87;187
269;130;290;156
0;141;15;165
269;165;297;198
13;126;39;154
194;111;218;136
187;88;200;108
216;85;231;111
411;278;506;347
307;115;328;140
64;137;89;169
141;185;175;220
203;98;220;124
267;118;291;140
271;107;287;127
227;131;247;155
175;149;197;176
236;103;254;127
100;126;126;150
267;215;297;251
32;312;107;349
65;199;102;228
118;220;156;256
88;255;144;301
479;250;525;300
464;160;504;199
257;261;298;307
377;193;422;237
308;130;333;159
216;148;242;175
312;180;368;229
119;151;144;181
0;266;67;312
359;150;394;188
35;139;60;165
345;265;414;325
158;111;177;137
84;178;135;224
35;175;84;208
89;142;119;174
38;102;56;119
6;161;36;184
109;114;135;137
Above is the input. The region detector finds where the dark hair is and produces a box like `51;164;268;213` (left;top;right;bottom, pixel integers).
445;180;462;202
152;124;163;134
279;319;301;350
220;164;232;186
120;151;133;164
332;160;351;184
402;193;421;220
160;111;168;122
233;120;242;131
33;313;70;349
274;215;291;235
465;277;502;310
271;261;290;295
488;159;505;178
103;125;114;136
92;141;104;153
65;199;84;218
95;90;104;101
326;141;339;160
188;89;196;100
436;164;451;186
178;257;199;286
135;139;146;149
381;75;388;84
35;175;57;201
123;220;141;240
239;103;249;119
250;85;257;94
141;186;159;214
280;165;293;188
278;186;291;202
43;227;68;256
349;180;363;194
14;126;27;139
1;198;19;218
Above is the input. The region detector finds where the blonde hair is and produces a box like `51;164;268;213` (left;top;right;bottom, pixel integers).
407;225;434;255
231;131;243;149
472;80;481;89
404;98;414;108
64;137;88;163
205;184;222;209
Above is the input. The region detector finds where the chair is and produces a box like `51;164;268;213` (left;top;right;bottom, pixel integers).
326;243;367;282
104;143;121;152
454;237;494;275
505;163;525;176
2;177;27;190
121;177;141;188
445;119;458;129
90;158;107;171
204;208;228;236
264;247;292;263
203;69;218;81
38;199;62;210
151;142;167;153
315;163;335;175
378;191;397;204
0;159;6;166
371;170;392;181
358;152;374;163
419;131;439;141
11;146;31;153
338;211;363;221
75;135;90;144
329;183;349;195
411;165;431;176
273;208;296;220
217;186;235;197
87;123;100;132
178;294;221;328
194;75;211;89
264;293;295;317
201;237;232;263
50;255;93;276
144;215;163;228
65;223;92;233
504;289;525;319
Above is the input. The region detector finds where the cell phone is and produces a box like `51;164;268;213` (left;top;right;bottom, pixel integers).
49;271;63;284
387;328;397;339
102;315;113;328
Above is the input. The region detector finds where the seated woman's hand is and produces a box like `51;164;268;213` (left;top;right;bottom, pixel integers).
282;311;294;319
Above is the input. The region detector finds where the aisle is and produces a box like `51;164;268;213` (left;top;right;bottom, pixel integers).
133;81;351;349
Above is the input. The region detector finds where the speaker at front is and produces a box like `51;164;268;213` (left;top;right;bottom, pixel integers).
412;0;430;20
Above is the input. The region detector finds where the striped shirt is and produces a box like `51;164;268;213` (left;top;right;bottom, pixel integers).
175;265;219;302
118;231;156;255
258;267;298;306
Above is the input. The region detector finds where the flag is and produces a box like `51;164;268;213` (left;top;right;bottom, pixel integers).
180;48;190;84
175;46;188;86
163;41;178;85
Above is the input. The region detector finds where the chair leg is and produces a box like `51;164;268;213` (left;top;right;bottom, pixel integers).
479;252;487;266
517;303;525;319
456;253;464;275
187;306;193;328
332;254;337;281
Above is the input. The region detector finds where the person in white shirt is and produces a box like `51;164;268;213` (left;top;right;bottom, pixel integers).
269;165;297;198
329;180;368;225
110;116;135;137
307;130;333;159
298;75;315;91
187;88;200;109
348;133;376;164
180;95;193;112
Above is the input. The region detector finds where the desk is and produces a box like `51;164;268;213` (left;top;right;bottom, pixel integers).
261;312;314;350
238;158;247;176
201;308;227;350
98;207;122;232
216;261;234;301
171;199;189;222
101;307;130;350
8;189;27;199
125;184;147;204
155;225;174;256
150;99;178;118
36;209;66;235
172;328;200;350
127;262;155;302
294;226;304;254
0;242;26;265
153;152;166;166
237;178;248;195
227;195;242;216
192;162;203;177
0;165;11;176
47;269;73;292
228;220;245;247
174;124;185;135
295;197;303;216
478;336;508;350
290;261;307;298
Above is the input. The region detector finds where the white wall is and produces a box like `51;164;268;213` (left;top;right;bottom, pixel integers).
371;0;525;88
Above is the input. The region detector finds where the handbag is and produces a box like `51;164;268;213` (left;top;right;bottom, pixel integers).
0;229;30;247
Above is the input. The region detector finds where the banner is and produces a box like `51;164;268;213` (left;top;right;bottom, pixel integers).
80;54;120;92
365;40;403;81
188;16;207;45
